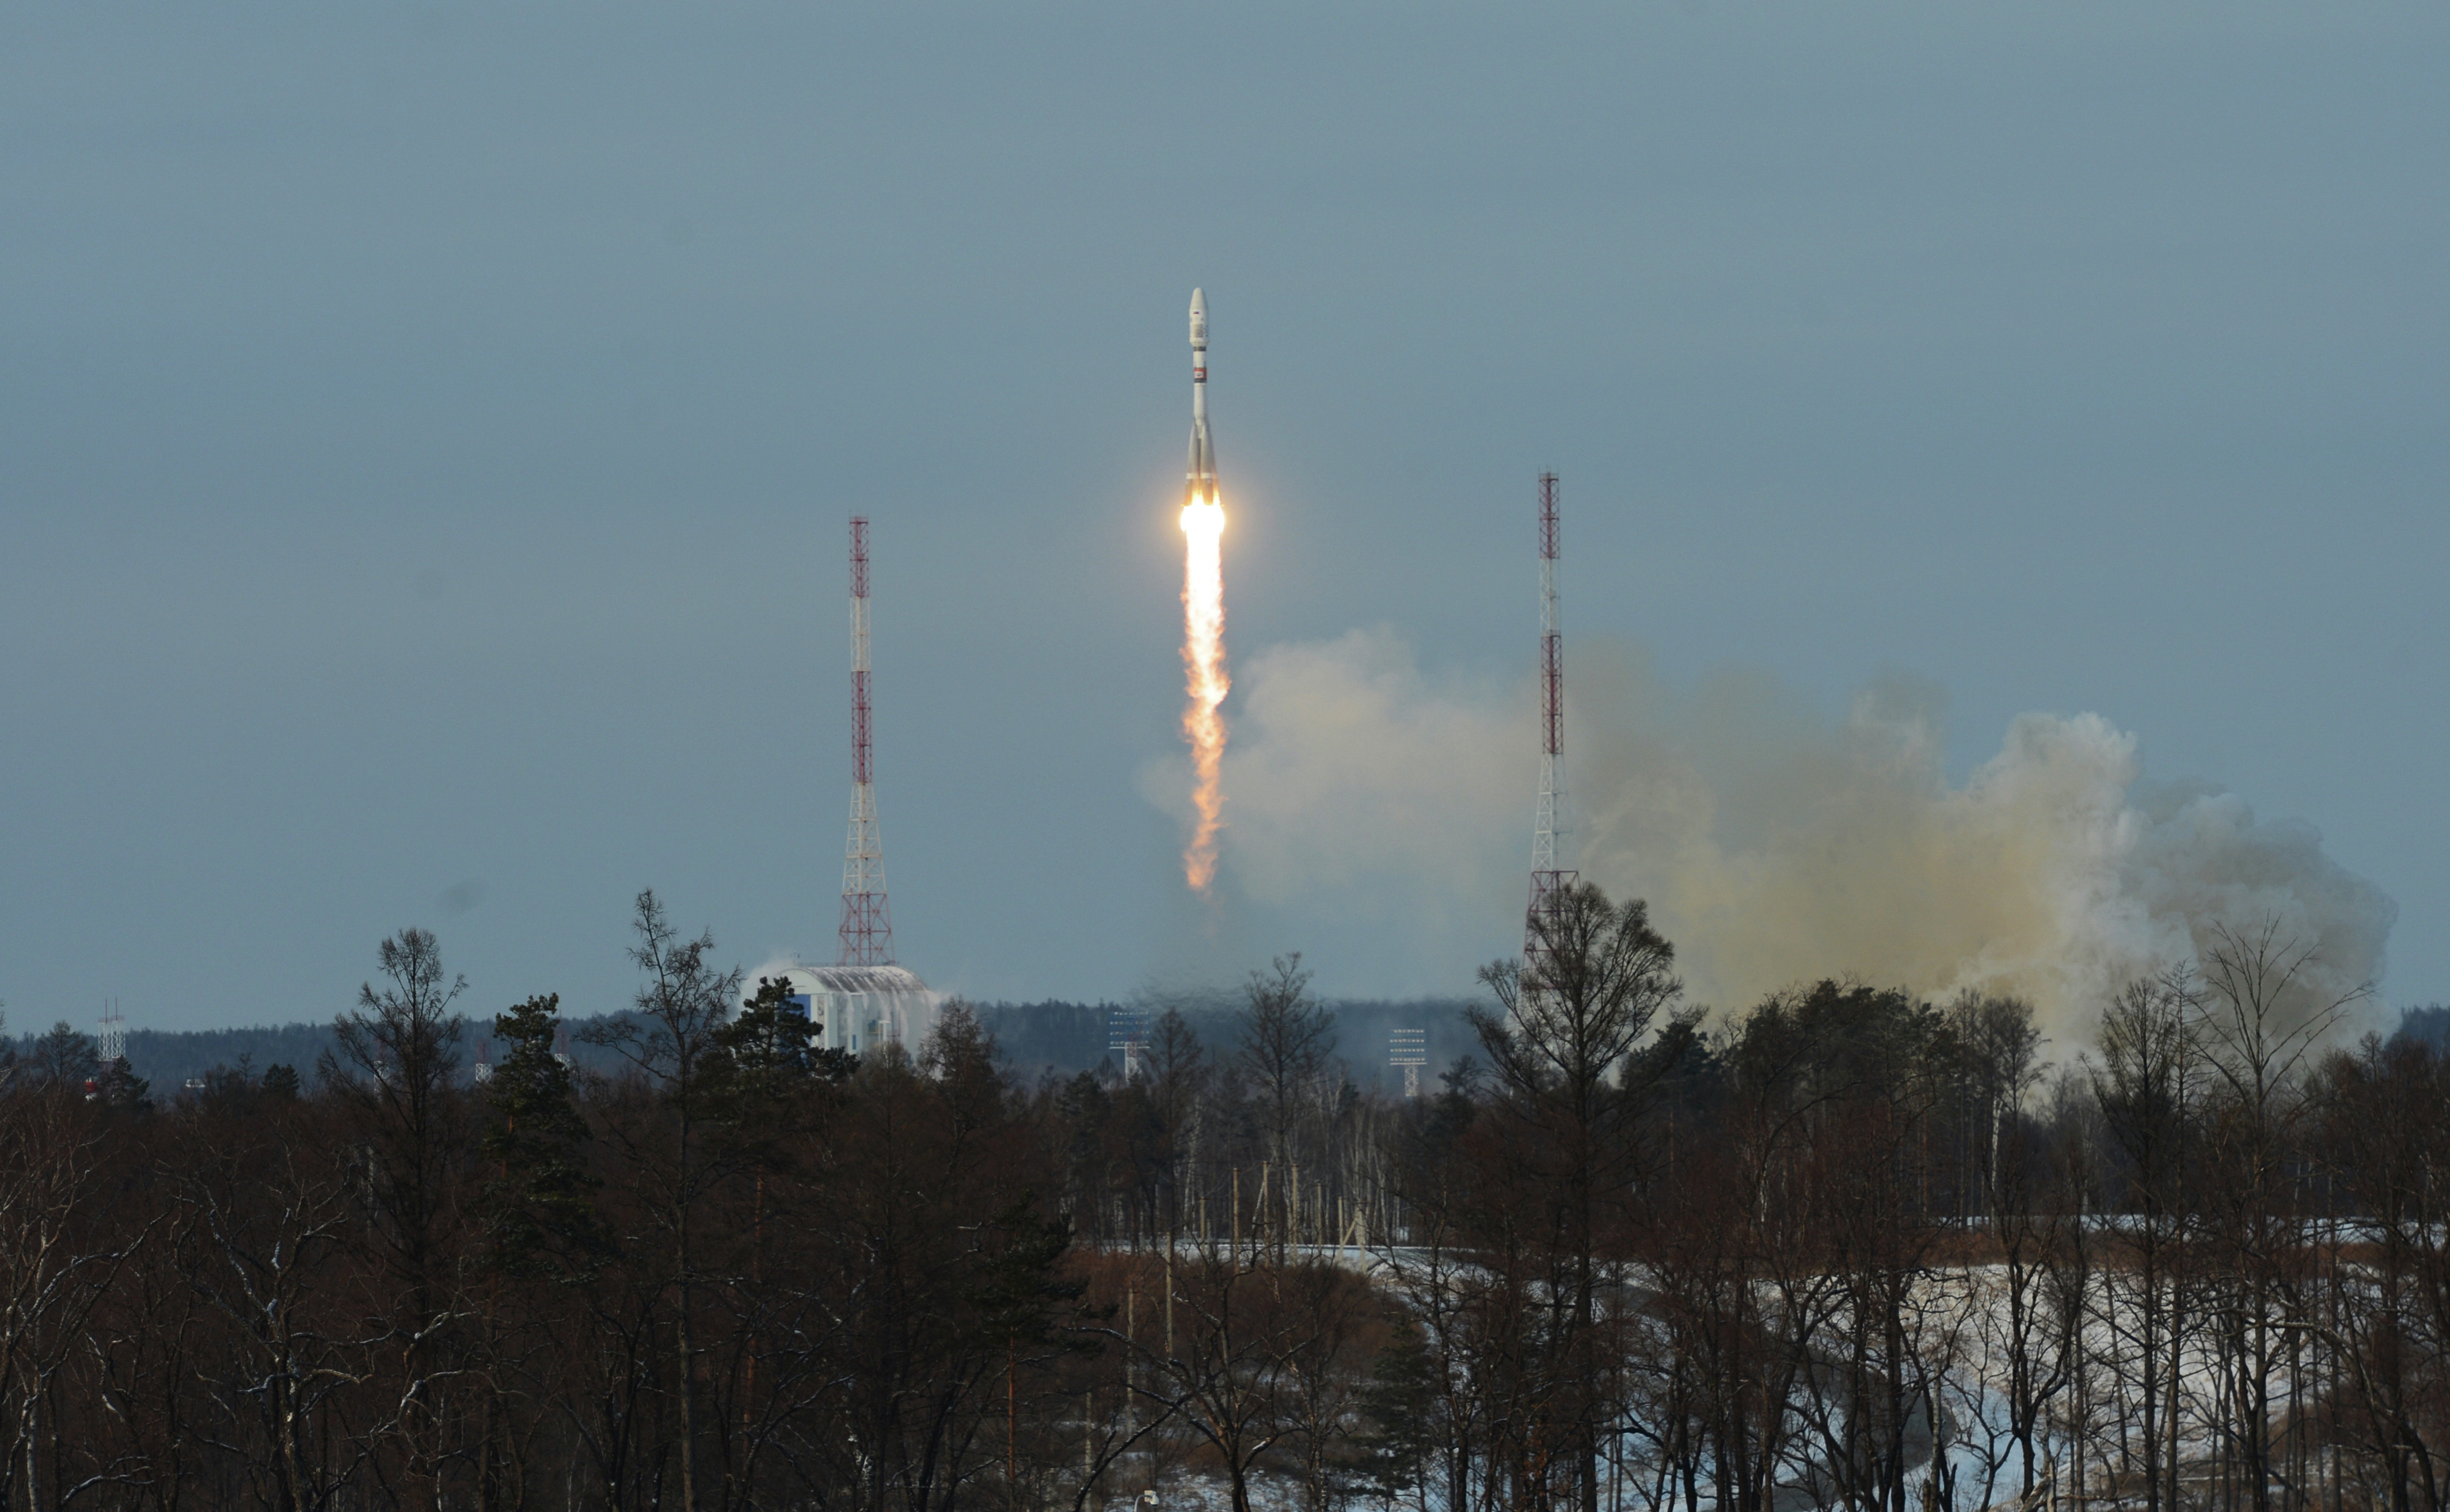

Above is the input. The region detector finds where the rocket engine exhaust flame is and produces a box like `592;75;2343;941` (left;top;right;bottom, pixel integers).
1181;496;1229;890
1177;288;1228;891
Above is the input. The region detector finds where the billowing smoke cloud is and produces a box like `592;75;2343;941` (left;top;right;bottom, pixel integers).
1159;627;2395;1045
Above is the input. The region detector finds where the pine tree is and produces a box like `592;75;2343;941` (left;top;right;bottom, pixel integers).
31;1020;100;1091
94;1056;152;1112
481;993;604;1281
1357;1309;1439;1504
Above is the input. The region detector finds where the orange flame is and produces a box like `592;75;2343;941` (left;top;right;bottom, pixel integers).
1179;496;1229;890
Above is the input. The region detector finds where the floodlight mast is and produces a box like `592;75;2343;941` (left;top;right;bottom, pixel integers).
1110;1007;1150;1081
97;1000;126;1064
1390;1028;1428;1099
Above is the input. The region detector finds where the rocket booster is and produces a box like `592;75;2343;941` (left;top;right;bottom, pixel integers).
1185;288;1218;507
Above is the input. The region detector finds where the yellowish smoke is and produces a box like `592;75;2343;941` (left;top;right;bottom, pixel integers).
1193;629;2394;1042
1179;497;1230;890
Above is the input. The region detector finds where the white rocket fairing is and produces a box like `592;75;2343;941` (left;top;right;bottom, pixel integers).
1185;288;1217;507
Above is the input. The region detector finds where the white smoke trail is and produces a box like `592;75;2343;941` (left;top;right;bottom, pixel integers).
1166;628;2394;1044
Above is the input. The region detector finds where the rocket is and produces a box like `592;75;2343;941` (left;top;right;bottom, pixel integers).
1185;288;1218;507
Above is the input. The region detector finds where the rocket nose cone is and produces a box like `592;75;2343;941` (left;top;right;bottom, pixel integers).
1190;288;1205;312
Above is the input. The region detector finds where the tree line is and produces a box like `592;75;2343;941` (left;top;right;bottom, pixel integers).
0;883;2444;1512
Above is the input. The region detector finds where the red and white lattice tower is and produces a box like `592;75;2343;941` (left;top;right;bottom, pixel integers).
1526;473;1576;972
838;516;895;966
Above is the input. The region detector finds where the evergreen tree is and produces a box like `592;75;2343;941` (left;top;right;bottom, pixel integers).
712;977;852;1106
93;1056;151;1112
30;1020;101;1090
1357;1309;1439;1505
481;992;603;1281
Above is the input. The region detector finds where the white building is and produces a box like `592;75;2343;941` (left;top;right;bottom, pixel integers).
777;963;937;1057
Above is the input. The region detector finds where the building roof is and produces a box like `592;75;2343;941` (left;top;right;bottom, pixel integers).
781;963;930;995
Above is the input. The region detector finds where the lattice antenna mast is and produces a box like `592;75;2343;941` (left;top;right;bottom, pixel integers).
97;1000;126;1065
1527;473;1577;970
839;516;895;966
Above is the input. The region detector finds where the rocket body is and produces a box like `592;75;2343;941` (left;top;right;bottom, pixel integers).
1185;288;1218;507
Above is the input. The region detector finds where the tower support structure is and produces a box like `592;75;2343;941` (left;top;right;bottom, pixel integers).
97;1001;125;1065
839;516;895;967
1390;1028;1427;1098
1109;1007;1149;1081
1527;472;1577;974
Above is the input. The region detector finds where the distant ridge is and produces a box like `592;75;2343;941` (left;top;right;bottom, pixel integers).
15;996;1487;1094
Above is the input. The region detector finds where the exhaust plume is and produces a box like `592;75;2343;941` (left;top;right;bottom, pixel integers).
1178;498;1230;890
1173;627;2395;1044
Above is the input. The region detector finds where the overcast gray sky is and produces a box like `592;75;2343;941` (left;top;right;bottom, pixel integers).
3;2;2444;1035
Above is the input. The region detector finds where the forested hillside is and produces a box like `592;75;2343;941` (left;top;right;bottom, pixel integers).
1;889;2444;1512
